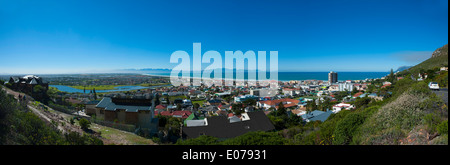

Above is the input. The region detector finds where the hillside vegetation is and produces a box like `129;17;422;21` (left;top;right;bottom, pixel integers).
0;85;103;145
405;44;448;76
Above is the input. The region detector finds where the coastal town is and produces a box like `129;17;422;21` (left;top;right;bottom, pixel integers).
2;68;435;144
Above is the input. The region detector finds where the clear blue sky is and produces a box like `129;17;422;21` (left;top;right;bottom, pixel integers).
0;0;448;74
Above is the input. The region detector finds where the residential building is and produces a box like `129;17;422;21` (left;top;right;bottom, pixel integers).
85;100;100;116
301;110;333;122
234;95;258;103
282;88;303;96
339;82;354;92
8;75;49;94
257;98;300;110
182;111;275;139
328;71;338;84
250;88;278;97
95;97;155;129
332;103;355;113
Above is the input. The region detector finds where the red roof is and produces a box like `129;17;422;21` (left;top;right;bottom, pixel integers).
155;104;167;110
381;84;391;88
172;111;192;118
160;111;172;116
259;98;300;106
353;92;364;98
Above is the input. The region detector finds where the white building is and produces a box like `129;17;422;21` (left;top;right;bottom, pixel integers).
332;103;355;113
338;83;354;92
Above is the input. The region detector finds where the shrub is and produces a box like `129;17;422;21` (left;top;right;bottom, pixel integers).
79;118;91;130
353;84;429;144
176;135;219;145
221;131;287;145
424;112;441;134
333;113;366;145
437;120;448;135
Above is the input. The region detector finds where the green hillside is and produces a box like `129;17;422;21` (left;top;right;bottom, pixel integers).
406;44;448;75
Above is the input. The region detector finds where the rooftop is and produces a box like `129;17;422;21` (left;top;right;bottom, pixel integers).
96;97;153;112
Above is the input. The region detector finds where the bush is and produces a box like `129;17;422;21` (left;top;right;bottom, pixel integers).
424;112;441;134
221;131;287;145
437;120;448;135
333;113;366;145
176;135;219;145
64;131;103;145
79;118;91;130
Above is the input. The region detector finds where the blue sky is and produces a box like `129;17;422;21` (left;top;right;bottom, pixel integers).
0;0;448;74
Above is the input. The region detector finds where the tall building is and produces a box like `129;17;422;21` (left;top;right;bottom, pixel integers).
328;71;338;84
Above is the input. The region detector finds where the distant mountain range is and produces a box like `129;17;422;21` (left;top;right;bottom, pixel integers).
395;66;413;72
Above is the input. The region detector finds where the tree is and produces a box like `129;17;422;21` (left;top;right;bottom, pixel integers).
193;103;200;110
389;68;394;82
231;103;243;116
176;103;182;110
354;97;371;109
79;118;91;130
333;113;366;145
276;103;287;116
93;88;97;100
33;85;44;93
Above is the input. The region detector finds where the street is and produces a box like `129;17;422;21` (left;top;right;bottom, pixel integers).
433;88;448;105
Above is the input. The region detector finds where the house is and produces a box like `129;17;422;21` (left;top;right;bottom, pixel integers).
172;111;192;119
234;95;258;103
250;88;278;97
207;99;222;106
85;100;100;116
155;104;167;111
257;98;300;110
353;92;364;98
368;93;378;98
215;92;231;98
291;107;307;116
95;97;155;129
282;88;302;96
8;75;49;94
182;111;275;139
332;103;355;113
301;110;333;123
157;110;192;119
182;99;193;107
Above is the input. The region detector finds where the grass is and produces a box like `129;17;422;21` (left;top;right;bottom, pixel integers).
89;124;156;145
192;100;206;106
167;95;187;102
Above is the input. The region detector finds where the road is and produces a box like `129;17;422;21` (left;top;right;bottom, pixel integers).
433;88;448;105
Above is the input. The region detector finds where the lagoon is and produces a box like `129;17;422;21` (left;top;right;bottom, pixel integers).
50;85;155;93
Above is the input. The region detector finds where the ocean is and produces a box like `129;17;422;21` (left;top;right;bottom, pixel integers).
144;71;390;81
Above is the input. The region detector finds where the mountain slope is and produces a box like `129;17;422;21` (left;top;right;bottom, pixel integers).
407;44;448;74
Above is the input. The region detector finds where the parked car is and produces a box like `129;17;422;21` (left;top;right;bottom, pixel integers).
428;82;440;90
